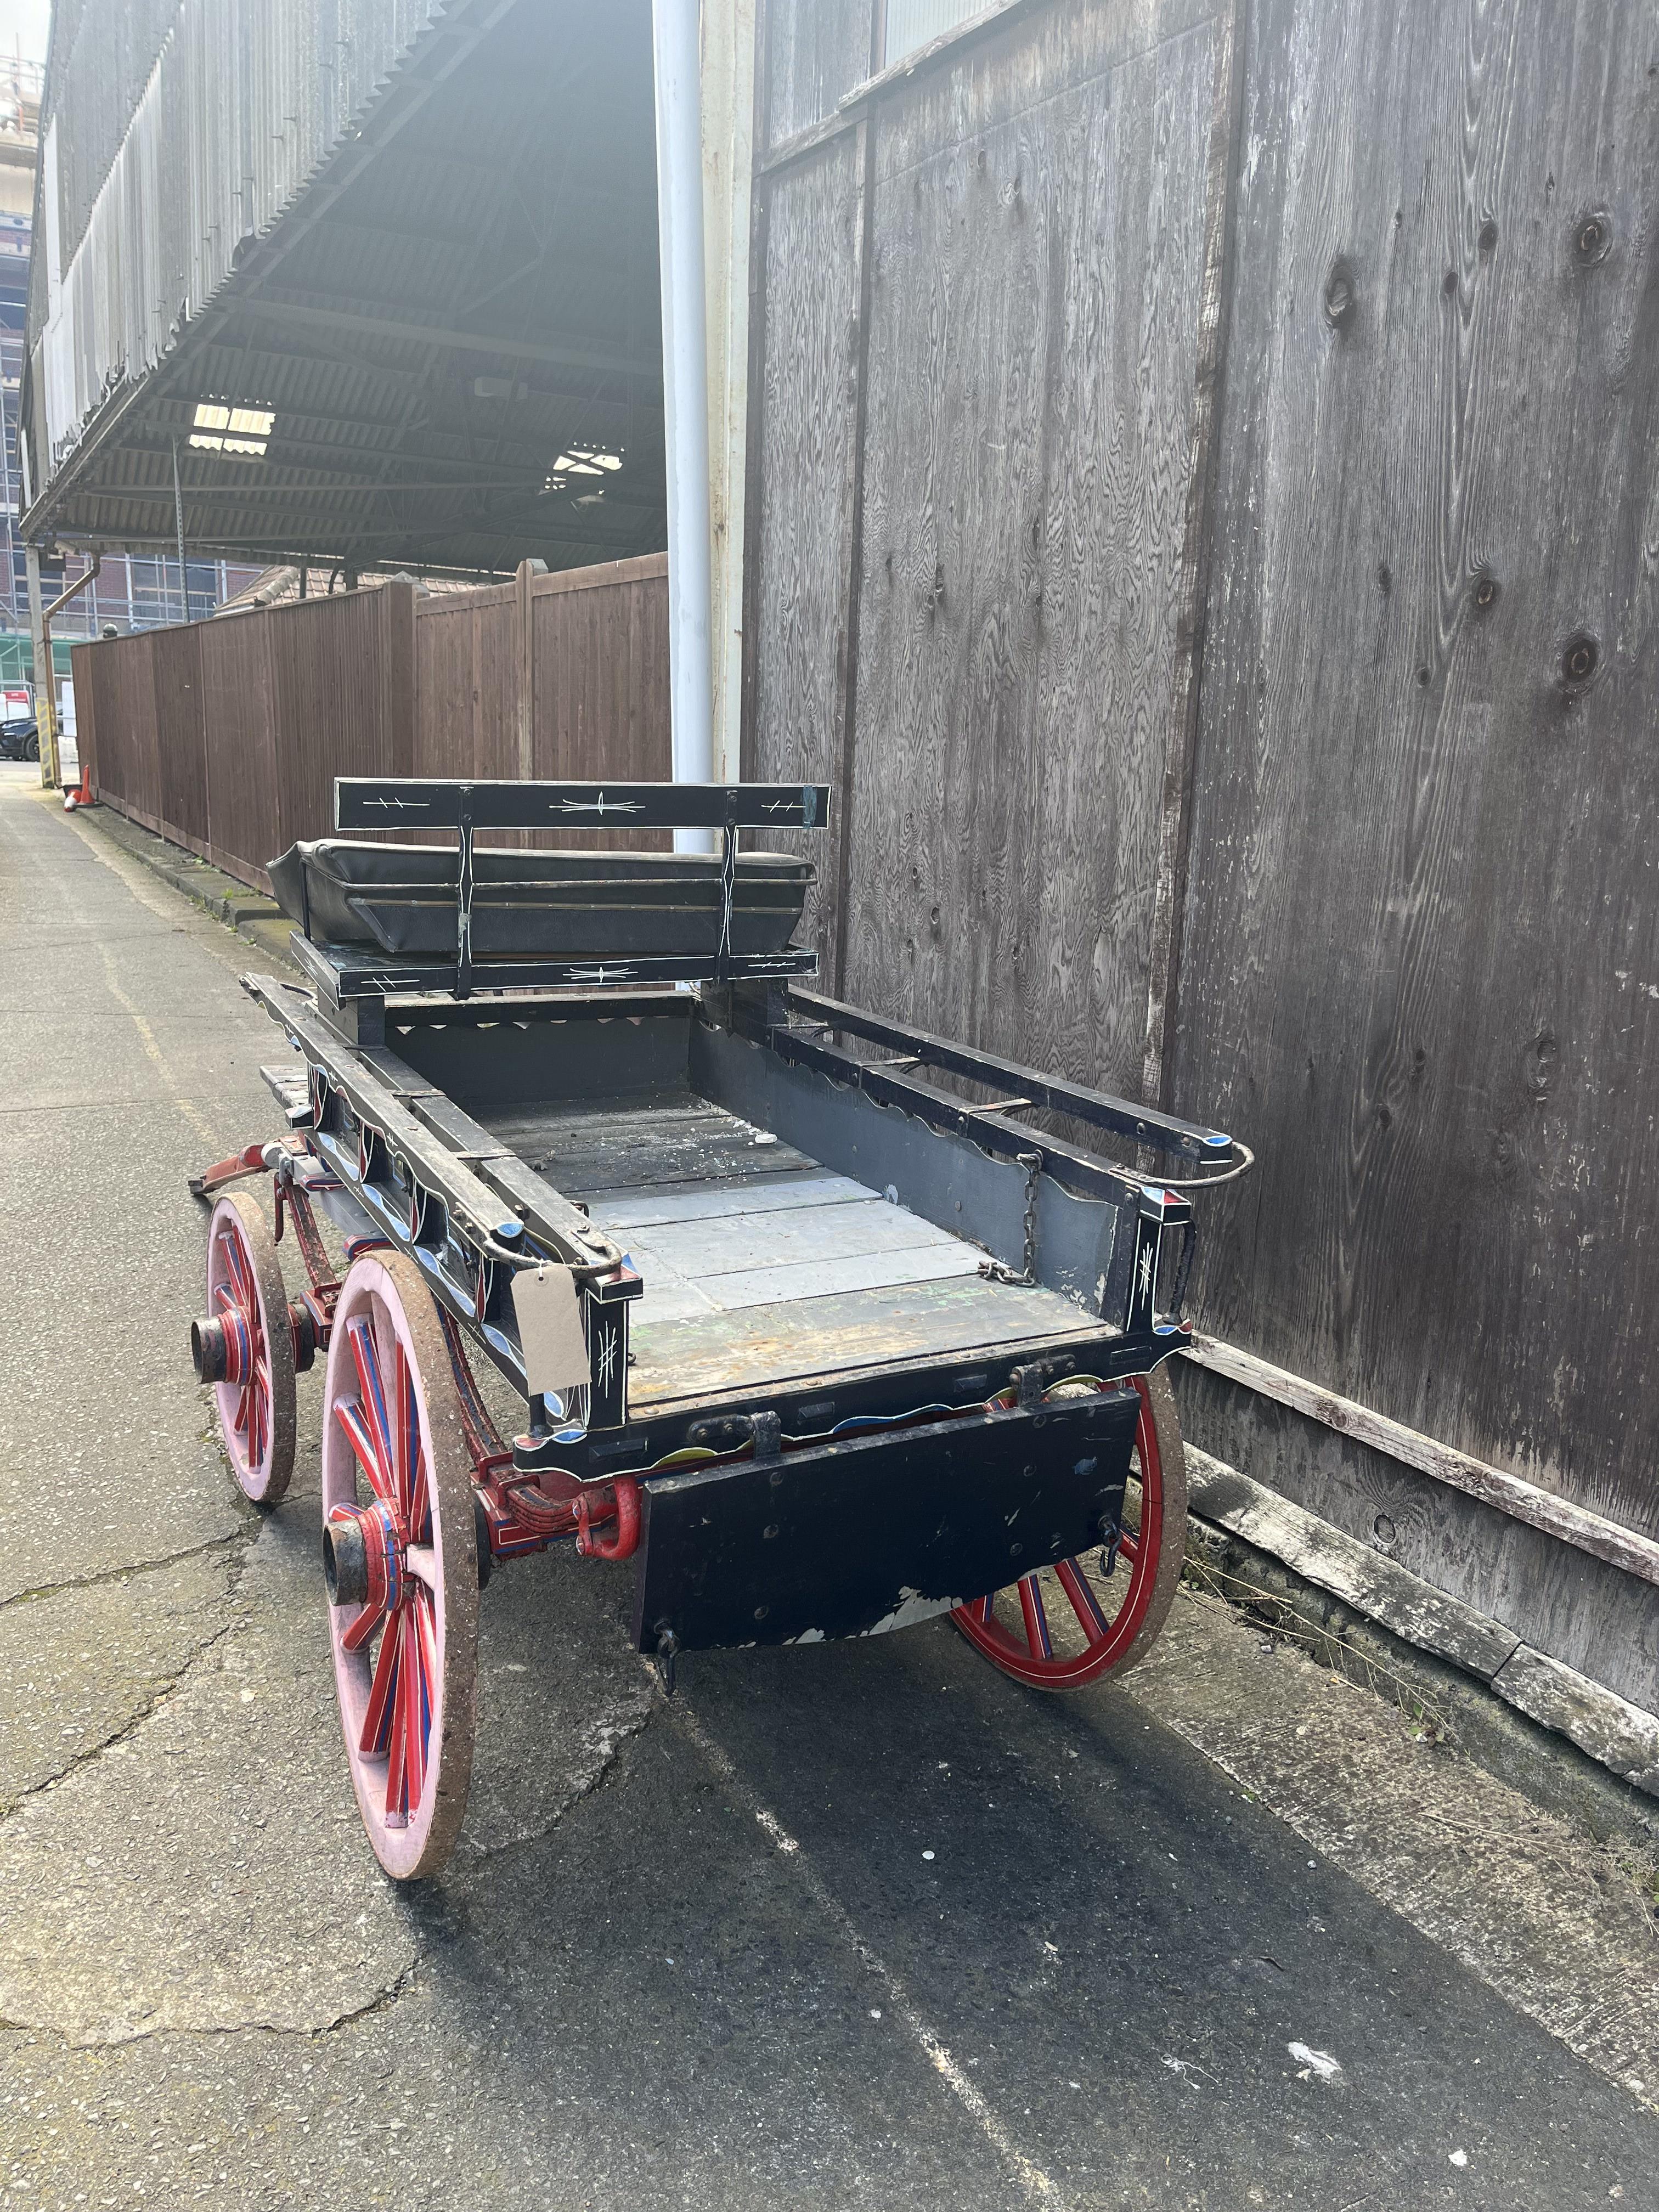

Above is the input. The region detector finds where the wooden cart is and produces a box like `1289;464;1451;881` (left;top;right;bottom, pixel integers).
189;778;1251;1877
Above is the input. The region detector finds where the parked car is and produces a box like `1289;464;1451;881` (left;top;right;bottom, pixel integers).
0;716;39;761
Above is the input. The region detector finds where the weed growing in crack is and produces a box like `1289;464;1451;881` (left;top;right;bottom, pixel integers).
1180;1555;1453;1746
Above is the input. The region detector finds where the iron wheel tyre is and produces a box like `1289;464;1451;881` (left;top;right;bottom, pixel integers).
204;1189;297;1506
321;1250;479;1880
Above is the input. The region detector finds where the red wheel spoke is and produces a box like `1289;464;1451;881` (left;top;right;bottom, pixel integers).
218;1228;252;1307
348;1319;398;1498
335;1397;397;1504
1018;1574;1053;1660
385;1635;410;1822
360;1613;400;1757
393;1342;412;1519
1056;1556;1110;1641
400;1611;427;1808
342;1602;382;1653
398;1345;431;1539
412;1594;438;1775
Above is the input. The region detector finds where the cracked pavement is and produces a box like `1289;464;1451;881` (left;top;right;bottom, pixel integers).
1;766;1656;2209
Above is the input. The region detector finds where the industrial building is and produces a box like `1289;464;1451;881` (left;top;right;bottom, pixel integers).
0;49;255;710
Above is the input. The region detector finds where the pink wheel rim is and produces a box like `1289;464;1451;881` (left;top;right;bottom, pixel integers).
952;1376;1174;1690
321;1254;475;1879
205;1193;292;1504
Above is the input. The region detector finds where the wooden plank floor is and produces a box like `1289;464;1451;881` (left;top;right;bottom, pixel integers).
587;1171;981;1324
626;1274;1104;1409
483;1085;1098;1393
485;1090;818;1196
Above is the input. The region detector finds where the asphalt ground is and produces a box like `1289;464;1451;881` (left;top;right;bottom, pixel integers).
1;765;1656;2210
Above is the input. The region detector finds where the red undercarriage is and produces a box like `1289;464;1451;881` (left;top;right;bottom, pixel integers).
193;1138;640;1569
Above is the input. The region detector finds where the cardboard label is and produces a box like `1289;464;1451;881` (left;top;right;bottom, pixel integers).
510;1265;590;1399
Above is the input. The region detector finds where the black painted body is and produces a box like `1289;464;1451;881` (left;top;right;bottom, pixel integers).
633;1386;1143;1654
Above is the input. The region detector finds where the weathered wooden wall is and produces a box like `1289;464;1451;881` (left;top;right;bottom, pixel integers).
73;556;670;888
743;0;1659;1710
1172;0;1659;1703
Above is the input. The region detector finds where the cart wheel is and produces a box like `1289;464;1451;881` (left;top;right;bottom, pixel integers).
200;1190;296;1506
320;1250;478;1880
952;1369;1187;1690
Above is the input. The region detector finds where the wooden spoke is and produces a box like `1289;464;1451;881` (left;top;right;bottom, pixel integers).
321;1250;478;1881
952;1370;1188;1691
203;1192;296;1507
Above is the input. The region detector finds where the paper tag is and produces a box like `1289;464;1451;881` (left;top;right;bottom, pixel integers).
511;1265;590;1399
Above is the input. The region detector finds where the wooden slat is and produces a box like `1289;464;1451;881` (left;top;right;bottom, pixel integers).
628;1271;1103;1407
840;0;1226;1103
1186;1335;1659;1591
743;129;870;988
1184;1446;1522;1681
485;1093;817;1195
622;1194;967;1279
585;1170;871;1228
1171;0;1659;1551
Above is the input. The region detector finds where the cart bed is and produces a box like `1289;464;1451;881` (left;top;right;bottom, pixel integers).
476;1084;1101;1411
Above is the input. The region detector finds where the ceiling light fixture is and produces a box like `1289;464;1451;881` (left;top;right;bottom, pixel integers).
543;445;624;495
189;399;275;458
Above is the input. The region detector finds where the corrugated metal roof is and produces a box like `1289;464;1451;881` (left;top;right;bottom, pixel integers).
21;0;668;577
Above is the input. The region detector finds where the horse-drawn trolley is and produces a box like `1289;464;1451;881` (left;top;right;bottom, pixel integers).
189;777;1251;1877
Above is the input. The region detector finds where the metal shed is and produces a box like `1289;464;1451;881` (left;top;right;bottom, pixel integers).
20;0;668;576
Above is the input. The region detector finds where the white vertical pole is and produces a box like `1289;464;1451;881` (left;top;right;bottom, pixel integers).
701;0;757;786
652;0;716;854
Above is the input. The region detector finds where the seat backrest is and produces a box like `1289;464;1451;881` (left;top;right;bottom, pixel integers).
330;778;831;996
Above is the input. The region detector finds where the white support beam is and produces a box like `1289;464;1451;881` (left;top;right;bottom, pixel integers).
653;0;716;853
701;0;758;786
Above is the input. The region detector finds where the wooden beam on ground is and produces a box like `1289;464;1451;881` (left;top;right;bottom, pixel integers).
1184;1334;1659;1589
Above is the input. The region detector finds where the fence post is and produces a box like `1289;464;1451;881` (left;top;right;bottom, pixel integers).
515;559;545;780
24;545;60;791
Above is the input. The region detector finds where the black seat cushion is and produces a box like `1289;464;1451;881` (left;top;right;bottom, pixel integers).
268;839;814;960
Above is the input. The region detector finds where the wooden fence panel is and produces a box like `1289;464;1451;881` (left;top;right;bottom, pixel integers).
1171;0;1659;1600
840;0;1225;1100
69;640;98;788
743;132;870;982
200;612;279;889
529;556;672;851
111;635;161;830
414;583;518;782
268;583;417;853
151;625;208;851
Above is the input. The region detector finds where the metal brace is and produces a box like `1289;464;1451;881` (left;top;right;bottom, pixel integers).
1098;1509;1123;1579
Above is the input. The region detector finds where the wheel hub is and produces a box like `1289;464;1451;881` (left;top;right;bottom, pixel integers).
324;1499;405;1615
190;1306;255;1386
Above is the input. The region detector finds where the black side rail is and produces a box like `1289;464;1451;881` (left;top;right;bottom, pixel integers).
783;988;1252;1181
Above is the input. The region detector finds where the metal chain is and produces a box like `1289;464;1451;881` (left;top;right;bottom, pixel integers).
979;1151;1043;1287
